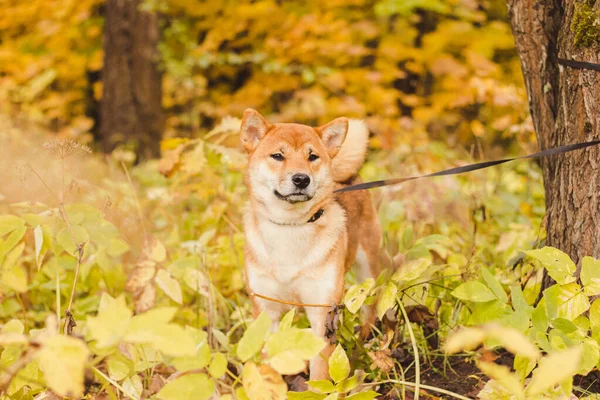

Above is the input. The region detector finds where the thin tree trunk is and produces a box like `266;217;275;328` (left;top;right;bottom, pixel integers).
507;1;600;284
100;0;163;159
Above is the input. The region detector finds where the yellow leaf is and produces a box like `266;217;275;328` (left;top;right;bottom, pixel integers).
155;269;183;304
86;294;132;348
243;362;287;400
37;335;90;398
157;373;214;400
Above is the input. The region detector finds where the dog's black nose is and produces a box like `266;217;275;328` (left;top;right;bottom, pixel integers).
292;173;310;189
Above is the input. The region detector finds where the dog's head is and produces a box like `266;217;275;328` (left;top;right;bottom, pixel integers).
240;109;347;219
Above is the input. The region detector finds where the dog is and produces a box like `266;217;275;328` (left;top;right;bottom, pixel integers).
240;109;382;380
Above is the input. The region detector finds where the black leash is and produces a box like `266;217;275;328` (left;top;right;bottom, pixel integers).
336;140;600;193
337;53;600;194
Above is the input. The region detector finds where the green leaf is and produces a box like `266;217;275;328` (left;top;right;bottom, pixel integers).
266;328;326;375
171;328;211;371
552;318;577;334
107;352;133;381
209;353;228;378
334;371;365;393
1;319;24;334
156;373;214;400
344;278;375;314
524;247;576;285
107;238;130;257
590;299;600;329
128;307;177;328
2;239;23;272
171;344;211;372
532;301;549;332
237;312;271;362
581;256;600;296
56;226;88;256
3;225;26;254
3;265;28;293
451;281;496;302
391;258;431;283
155;269;183;304
525;346;582;396
0;216;25;236
376;282;397;320
329;344;350;383
514;354;536;383
544;283;590;321
279;308;295;331
86;294;132;348
307;379;335;393
500;310;530;333
37;335;90;398
510;286;532;315
124;322;196;357
0;319;27;346
579;338;599;376
481;267;508;303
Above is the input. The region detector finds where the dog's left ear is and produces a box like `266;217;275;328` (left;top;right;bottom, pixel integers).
241;109;271;153
316;117;348;158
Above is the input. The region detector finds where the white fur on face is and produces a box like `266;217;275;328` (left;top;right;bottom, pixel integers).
248;154;334;224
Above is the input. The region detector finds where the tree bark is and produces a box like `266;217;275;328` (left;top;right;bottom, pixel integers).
507;1;600;279
100;0;163;159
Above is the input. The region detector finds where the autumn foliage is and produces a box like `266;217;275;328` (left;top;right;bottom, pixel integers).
1;1;599;400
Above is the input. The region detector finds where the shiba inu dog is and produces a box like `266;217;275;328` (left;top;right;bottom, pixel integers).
240;109;382;380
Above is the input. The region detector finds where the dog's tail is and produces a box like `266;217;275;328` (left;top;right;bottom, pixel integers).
332;119;369;182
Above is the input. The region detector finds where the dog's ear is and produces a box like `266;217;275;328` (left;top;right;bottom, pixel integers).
240;109;271;153
316;117;348;158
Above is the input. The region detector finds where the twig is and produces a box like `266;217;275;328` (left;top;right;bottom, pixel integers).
91;366;138;400
26;164;60;203
399;299;420;400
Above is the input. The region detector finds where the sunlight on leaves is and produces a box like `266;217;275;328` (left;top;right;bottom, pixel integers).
237;312;271;362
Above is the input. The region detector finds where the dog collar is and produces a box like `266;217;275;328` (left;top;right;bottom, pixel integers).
266;208;325;226
307;208;325;223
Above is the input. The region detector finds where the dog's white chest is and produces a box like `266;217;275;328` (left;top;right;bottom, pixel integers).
250;222;327;282
243;204;346;286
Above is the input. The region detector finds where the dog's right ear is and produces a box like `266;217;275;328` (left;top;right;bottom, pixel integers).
240;109;271;153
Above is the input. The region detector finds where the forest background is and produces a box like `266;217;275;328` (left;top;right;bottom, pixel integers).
1;0;599;399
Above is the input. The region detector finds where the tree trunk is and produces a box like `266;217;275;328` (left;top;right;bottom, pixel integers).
507;1;600;282
100;0;163;159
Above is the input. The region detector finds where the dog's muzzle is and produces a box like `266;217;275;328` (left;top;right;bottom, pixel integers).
274;190;312;204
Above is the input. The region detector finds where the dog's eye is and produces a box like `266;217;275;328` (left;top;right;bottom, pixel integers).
308;154;319;162
270;153;284;161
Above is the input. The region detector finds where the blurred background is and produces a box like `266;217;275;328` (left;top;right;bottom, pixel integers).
0;3;554;397
0;0;536;159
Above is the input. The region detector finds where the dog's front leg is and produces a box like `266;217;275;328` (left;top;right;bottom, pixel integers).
305;307;334;381
297;265;344;381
